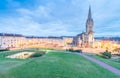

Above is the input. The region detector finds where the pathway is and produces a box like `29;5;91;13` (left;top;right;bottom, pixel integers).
78;53;120;76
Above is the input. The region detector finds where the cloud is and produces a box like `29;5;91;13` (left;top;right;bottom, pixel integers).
0;11;73;36
17;5;52;18
0;0;120;37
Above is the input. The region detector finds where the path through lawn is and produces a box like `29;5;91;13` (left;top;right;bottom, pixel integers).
78;53;120;76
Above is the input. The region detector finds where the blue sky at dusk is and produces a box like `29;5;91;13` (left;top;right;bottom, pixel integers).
0;0;120;37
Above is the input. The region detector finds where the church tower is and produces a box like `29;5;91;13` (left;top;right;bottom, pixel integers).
85;6;94;47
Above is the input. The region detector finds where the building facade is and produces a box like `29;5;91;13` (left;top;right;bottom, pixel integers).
0;33;25;50
0;33;69;50
73;6;94;47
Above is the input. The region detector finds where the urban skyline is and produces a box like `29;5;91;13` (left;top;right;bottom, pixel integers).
0;0;120;37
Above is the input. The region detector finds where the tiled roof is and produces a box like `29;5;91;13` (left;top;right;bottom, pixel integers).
0;33;24;37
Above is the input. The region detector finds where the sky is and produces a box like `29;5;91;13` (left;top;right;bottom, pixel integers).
0;0;120;37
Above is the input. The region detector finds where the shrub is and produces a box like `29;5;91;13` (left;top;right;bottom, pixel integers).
74;50;82;53
0;49;9;52
101;51;111;59
68;48;74;52
67;49;82;53
30;51;45;58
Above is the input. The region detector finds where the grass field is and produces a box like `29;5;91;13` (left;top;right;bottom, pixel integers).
0;50;120;78
89;54;120;70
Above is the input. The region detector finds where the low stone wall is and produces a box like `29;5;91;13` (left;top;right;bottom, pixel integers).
6;52;34;59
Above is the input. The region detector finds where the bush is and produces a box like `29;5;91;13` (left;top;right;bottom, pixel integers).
66;49;82;53
67;48;74;52
30;51;45;58
74;50;82;53
0;49;9;52
101;51;111;59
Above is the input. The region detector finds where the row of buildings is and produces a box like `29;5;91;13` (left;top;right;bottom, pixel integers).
0;32;119;51
0;33;73;50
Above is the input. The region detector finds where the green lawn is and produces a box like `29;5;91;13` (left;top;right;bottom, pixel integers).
0;50;120;78
89;54;120;70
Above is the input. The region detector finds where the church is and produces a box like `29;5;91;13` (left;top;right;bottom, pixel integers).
73;6;94;48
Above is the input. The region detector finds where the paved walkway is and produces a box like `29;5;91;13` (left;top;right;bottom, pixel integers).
78;53;120;76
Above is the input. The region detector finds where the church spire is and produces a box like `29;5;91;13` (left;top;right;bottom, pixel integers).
86;6;94;33
88;5;92;19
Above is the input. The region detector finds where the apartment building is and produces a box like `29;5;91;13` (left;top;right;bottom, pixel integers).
0;33;67;50
0;33;25;50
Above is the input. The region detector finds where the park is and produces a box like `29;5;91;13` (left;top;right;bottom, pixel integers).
0;48;120;78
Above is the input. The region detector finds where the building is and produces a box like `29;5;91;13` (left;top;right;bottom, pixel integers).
94;39;120;51
73;6;94;48
0;33;25;50
0;33;67;50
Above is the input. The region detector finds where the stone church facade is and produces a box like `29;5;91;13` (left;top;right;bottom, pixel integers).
73;6;94;48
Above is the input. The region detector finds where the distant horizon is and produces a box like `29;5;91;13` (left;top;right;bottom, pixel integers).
0;0;120;37
0;32;120;38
